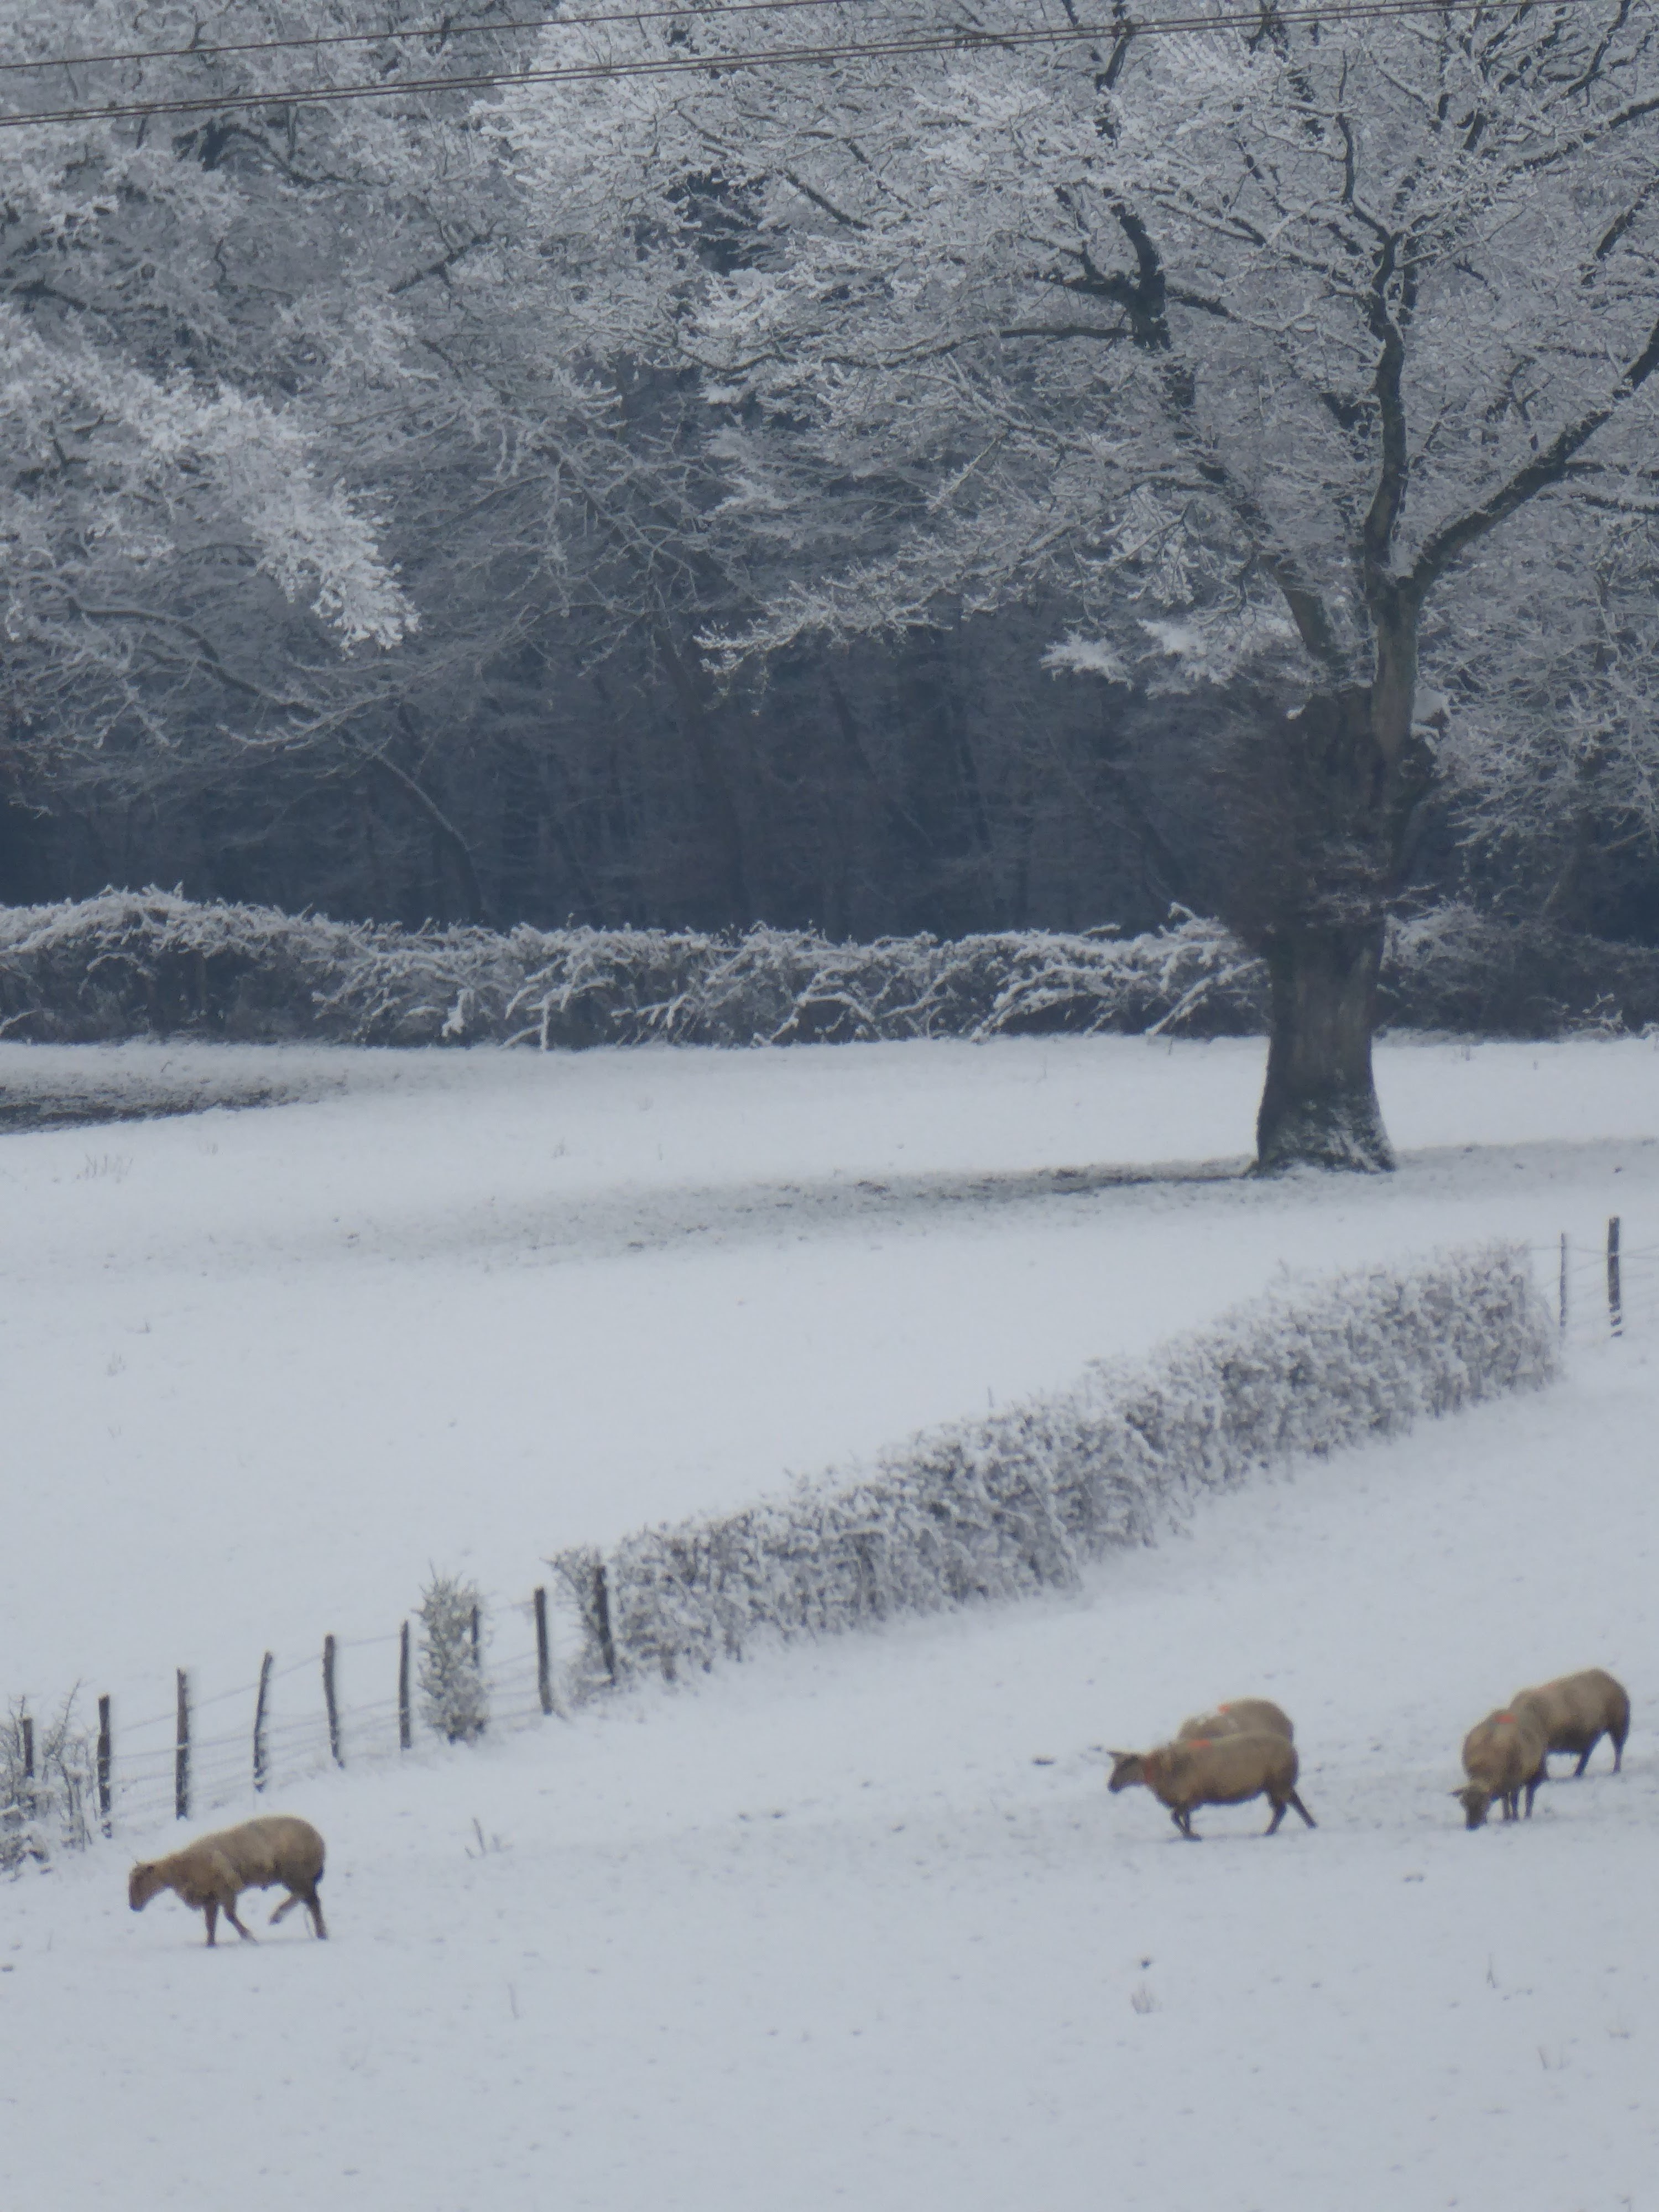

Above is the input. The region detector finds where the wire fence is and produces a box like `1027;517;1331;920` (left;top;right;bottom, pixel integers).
1525;1215;1659;1352
3;1586;570;1865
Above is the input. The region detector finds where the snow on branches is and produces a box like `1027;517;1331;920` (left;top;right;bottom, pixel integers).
502;3;1659;685
0;327;416;656
1;1691;97;1875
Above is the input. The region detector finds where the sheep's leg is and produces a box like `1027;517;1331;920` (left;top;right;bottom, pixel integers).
1265;1798;1286;1835
1171;1808;1200;1841
1613;1728;1627;1772
223;1901;257;1942
1573;1741;1594;1778
270;1884;328;1937
1287;1789;1316;1829
203;1900;219;1947
1524;1773;1541;1818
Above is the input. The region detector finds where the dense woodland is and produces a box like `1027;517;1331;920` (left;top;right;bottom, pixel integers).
2;602;1314;943
3;3;1658;1159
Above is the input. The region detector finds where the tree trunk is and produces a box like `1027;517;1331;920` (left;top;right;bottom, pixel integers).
1255;922;1392;1173
1220;665;1430;1176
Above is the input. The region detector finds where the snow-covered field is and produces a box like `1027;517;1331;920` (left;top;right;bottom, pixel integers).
3;1032;1658;2210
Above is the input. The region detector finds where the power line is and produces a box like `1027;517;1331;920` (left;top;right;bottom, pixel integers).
0;1;1594;134
0;0;895;77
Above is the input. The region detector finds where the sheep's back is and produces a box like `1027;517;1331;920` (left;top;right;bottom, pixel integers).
208;1815;325;1886
1511;1671;1627;1751
1177;1699;1294;1744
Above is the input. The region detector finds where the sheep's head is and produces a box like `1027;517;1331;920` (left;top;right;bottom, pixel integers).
1453;1784;1494;1830
1107;1752;1146;1793
128;1861;165;1910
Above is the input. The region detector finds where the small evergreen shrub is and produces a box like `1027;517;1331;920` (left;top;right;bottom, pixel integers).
416;1574;490;1744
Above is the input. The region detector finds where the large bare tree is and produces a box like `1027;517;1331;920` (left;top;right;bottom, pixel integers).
507;0;1659;1167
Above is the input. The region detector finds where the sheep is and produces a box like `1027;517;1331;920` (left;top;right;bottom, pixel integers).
1455;1709;1547;1829
128;1814;327;1946
1509;1669;1630;1778
1107;1732;1316;1840
1176;1698;1295;1744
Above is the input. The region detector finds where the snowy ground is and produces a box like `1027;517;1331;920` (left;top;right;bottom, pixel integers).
2;1032;1656;1711
3;1032;1658;2210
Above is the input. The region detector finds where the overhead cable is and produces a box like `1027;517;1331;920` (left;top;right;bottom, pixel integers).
0;1;1589;133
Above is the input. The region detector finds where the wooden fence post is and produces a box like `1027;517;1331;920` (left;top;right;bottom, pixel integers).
253;1652;273;1792
1608;1216;1623;1337
398;1621;412;1751
1558;1233;1569;1340
534;1586;554;1717
174;1670;190;1822
96;1695;112;1836
323;1635;343;1767
593;1561;619;1686
469;1605;487;1735
19;1714;33;1782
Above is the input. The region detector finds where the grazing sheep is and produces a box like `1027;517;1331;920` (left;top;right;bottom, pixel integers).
128;1815;327;1946
1455;1709;1547;1829
1510;1669;1630;1778
1108;1733;1316;1840
1176;1698;1295;1744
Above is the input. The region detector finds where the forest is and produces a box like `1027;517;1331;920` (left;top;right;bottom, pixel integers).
3;2;1658;1164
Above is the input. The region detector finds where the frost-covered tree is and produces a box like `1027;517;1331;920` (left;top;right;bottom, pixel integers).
416;1573;489;1743
0;7;431;737
1438;514;1659;932
1;3;787;925
0;3;565;890
505;1;1659;1167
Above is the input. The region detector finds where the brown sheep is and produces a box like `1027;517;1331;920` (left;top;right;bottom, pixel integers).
1108;1733;1316;1840
1176;1698;1295;1744
1510;1670;1630;1778
128;1814;327;1946
1455;1709;1547;1829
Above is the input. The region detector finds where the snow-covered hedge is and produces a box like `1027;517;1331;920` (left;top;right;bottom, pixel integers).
4;891;1655;1047
550;1245;1554;1692
0;891;1264;1045
1379;904;1659;1036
